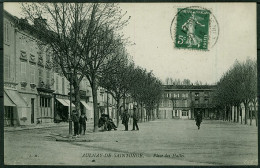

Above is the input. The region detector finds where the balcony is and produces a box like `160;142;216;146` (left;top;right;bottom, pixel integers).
4;82;18;89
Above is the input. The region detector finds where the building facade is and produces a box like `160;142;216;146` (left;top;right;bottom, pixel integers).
3;11;96;126
158;85;217;120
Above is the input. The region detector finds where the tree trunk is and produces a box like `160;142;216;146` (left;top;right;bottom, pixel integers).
229;106;232;122
123;92;126;110
147;109;149;121
91;80;99;132
222;110;224;120
156;104;159;119
244;102;248;125
116;98;120;127
250;108;252;126
236;105;239;123
141;103;143;122
73;83;81;115
107;92;109;117
224;106;227;121
240;106;242;124
254;102;258;127
234;106;236;122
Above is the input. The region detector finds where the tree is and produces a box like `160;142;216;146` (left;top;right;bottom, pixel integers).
99;49;133;127
215;59;257;126
22;3;130;132
22;3;94;114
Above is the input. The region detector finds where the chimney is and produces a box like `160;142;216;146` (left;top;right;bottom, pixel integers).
34;17;47;29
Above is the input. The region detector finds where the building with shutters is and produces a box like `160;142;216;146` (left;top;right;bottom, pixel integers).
158;85;217;120
3;10;97;126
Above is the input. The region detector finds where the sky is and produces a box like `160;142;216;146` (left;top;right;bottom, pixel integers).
4;3;257;84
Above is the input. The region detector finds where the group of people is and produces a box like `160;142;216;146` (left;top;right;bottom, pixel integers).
122;106;139;131
71;108;202;136
71;110;87;137
71;107;140;135
98;113;117;131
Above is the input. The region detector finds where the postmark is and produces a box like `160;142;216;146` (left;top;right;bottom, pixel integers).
170;6;219;51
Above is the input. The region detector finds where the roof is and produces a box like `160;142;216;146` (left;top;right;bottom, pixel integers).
163;85;216;91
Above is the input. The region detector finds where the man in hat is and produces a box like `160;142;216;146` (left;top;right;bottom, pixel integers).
195;110;203;129
132;106;139;131
122;109;130;131
79;112;88;135
71;110;79;136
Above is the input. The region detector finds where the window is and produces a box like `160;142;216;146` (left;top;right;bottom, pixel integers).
4;55;10;81
168;100;171;107
205;98;209;104
184;100;188;107
174;93;177;98
56;76;59;91
195;93;199;97
21;62;27;81
46;71;50;85
38;68;43;83
62;78;65;94
4;22;10;44
195;99;199;105
204;91;209;97
182;111;188;116
30;64;35;83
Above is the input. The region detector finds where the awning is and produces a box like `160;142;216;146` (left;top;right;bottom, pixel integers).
63;99;75;107
5;89;28;107
56;98;69;106
4;91;16;107
80;101;92;111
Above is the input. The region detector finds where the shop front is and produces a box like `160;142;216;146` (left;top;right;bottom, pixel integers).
54;94;75;123
4;88;30;126
37;87;54;124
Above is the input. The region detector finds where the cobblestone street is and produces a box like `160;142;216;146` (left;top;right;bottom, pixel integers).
4;119;258;165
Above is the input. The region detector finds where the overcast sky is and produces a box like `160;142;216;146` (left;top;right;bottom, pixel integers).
4;3;257;84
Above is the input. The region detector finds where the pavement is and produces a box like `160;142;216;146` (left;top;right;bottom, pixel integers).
4;119;258;166
4;122;70;132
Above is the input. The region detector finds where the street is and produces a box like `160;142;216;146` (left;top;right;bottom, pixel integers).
4;119;258;165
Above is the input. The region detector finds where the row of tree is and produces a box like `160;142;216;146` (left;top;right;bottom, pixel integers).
214;58;257;126
22;3;162;132
165;78;206;86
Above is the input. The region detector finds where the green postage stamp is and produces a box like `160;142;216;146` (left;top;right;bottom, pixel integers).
175;8;210;50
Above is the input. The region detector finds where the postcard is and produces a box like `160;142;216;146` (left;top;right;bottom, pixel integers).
3;2;257;166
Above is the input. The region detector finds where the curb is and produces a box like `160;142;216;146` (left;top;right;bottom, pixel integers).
4;123;68;132
4;122;95;132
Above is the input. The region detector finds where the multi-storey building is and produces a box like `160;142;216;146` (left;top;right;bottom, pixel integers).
3;10;97;126
4;11;57;126
158;85;216;119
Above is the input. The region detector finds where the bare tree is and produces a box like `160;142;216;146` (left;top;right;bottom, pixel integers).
22;3;130;132
99;47;132;127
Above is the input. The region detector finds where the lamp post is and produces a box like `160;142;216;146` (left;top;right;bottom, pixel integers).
68;71;73;136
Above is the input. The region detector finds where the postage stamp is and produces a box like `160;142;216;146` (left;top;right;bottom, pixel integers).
175;8;210;50
171;6;219;51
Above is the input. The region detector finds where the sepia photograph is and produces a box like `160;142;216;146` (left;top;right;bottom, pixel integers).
3;2;258;166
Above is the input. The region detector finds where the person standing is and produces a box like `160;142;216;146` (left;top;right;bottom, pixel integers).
71;110;79;136
122;109;130;131
195;110;203;129
132;107;139;131
79;112;88;135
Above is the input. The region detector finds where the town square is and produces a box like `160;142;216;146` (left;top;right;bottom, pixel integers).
3;2;258;166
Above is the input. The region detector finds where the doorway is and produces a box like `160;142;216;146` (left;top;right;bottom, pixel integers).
31;99;34;124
